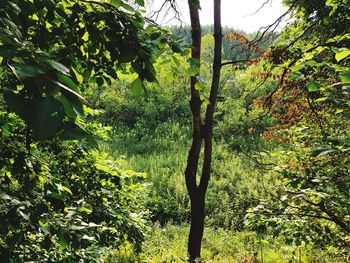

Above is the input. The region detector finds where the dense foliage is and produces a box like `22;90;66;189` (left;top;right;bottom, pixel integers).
0;107;148;261
0;0;175;261
246;0;350;258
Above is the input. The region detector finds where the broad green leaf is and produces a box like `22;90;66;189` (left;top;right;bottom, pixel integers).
39;220;50;235
339;71;350;84
335;109;344;114
335;49;350;62
130;78;144;95
307;81;320;92
186;58;200;76
59;95;77;119
10;63;44;78
59;91;84;119
47;192;65;201
57;74;79;91
0;32;16;45
43;59;69;75
26;97;64;140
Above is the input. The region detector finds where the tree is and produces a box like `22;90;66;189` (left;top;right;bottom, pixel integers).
0;0;181;261
246;0;350;256
185;0;222;260
0;0;179;141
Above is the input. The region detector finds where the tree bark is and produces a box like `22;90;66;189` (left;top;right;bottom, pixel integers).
186;0;222;262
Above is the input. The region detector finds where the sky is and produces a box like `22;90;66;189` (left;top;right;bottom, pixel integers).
147;0;290;33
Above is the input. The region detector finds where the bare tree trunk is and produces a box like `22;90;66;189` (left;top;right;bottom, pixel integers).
186;0;222;262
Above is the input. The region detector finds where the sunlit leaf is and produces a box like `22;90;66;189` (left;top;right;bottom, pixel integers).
130;78;144;95
335;49;350;62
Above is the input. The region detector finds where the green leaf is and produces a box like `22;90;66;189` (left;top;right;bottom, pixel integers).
82;31;89;42
59;95;77;119
335;49;350;62
339;71;350;84
10;63;44;78
43;59;69;75
72;67;83;84
56;183;72;195
307;81;320;92
130;78;144;95
169;42;182;53
26;97;64;140
57;74;79;91
315;97;328;102
290;63;304;72
77;206;92;214
58;230;69;252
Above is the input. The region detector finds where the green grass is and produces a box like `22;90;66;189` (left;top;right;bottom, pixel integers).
138;224;315;263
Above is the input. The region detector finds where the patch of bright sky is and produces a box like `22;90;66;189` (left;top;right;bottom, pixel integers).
147;0;290;33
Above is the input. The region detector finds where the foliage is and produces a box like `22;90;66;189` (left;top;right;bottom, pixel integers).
246;0;350;256
0;0;180;141
0;0;179;261
0;107;149;262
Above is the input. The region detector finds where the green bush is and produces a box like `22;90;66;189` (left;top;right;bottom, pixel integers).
0;110;148;262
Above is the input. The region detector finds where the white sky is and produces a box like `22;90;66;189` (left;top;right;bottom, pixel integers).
147;0;290;33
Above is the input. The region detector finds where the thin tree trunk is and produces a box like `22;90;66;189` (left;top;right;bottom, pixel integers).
186;0;222;262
